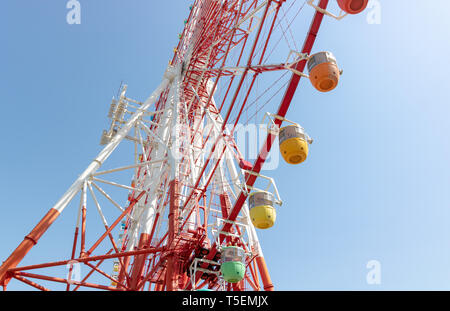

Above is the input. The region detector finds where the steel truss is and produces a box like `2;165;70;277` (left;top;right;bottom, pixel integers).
0;0;331;291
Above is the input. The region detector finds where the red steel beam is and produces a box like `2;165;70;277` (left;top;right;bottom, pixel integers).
0;208;60;288
165;179;181;291
12;274;51;291
7;246;165;273
14;271;122;291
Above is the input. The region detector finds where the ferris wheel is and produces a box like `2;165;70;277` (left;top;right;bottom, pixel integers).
0;0;368;291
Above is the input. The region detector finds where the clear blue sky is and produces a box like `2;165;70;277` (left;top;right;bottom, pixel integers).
1;1;450;290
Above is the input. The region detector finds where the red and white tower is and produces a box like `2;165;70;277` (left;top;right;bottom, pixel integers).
0;0;368;291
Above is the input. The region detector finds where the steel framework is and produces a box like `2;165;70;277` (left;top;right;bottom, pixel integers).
0;0;343;291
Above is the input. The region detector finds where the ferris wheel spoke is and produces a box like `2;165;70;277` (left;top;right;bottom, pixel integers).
90;181;127;214
87;182;109;227
92;159;165;177
90;177;143;193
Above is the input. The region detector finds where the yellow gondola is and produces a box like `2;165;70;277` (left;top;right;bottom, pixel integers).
279;124;311;165
248;191;276;229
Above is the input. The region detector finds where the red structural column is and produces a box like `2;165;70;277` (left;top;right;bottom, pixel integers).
129;233;151;290
0;208;60;288
80;205;87;256
117;256;131;290
154;281;164;291
165;179;180;291
256;256;274;291
66;226;79;291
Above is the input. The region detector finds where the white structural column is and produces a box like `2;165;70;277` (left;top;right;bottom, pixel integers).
138;75;180;240
53;67;177;214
